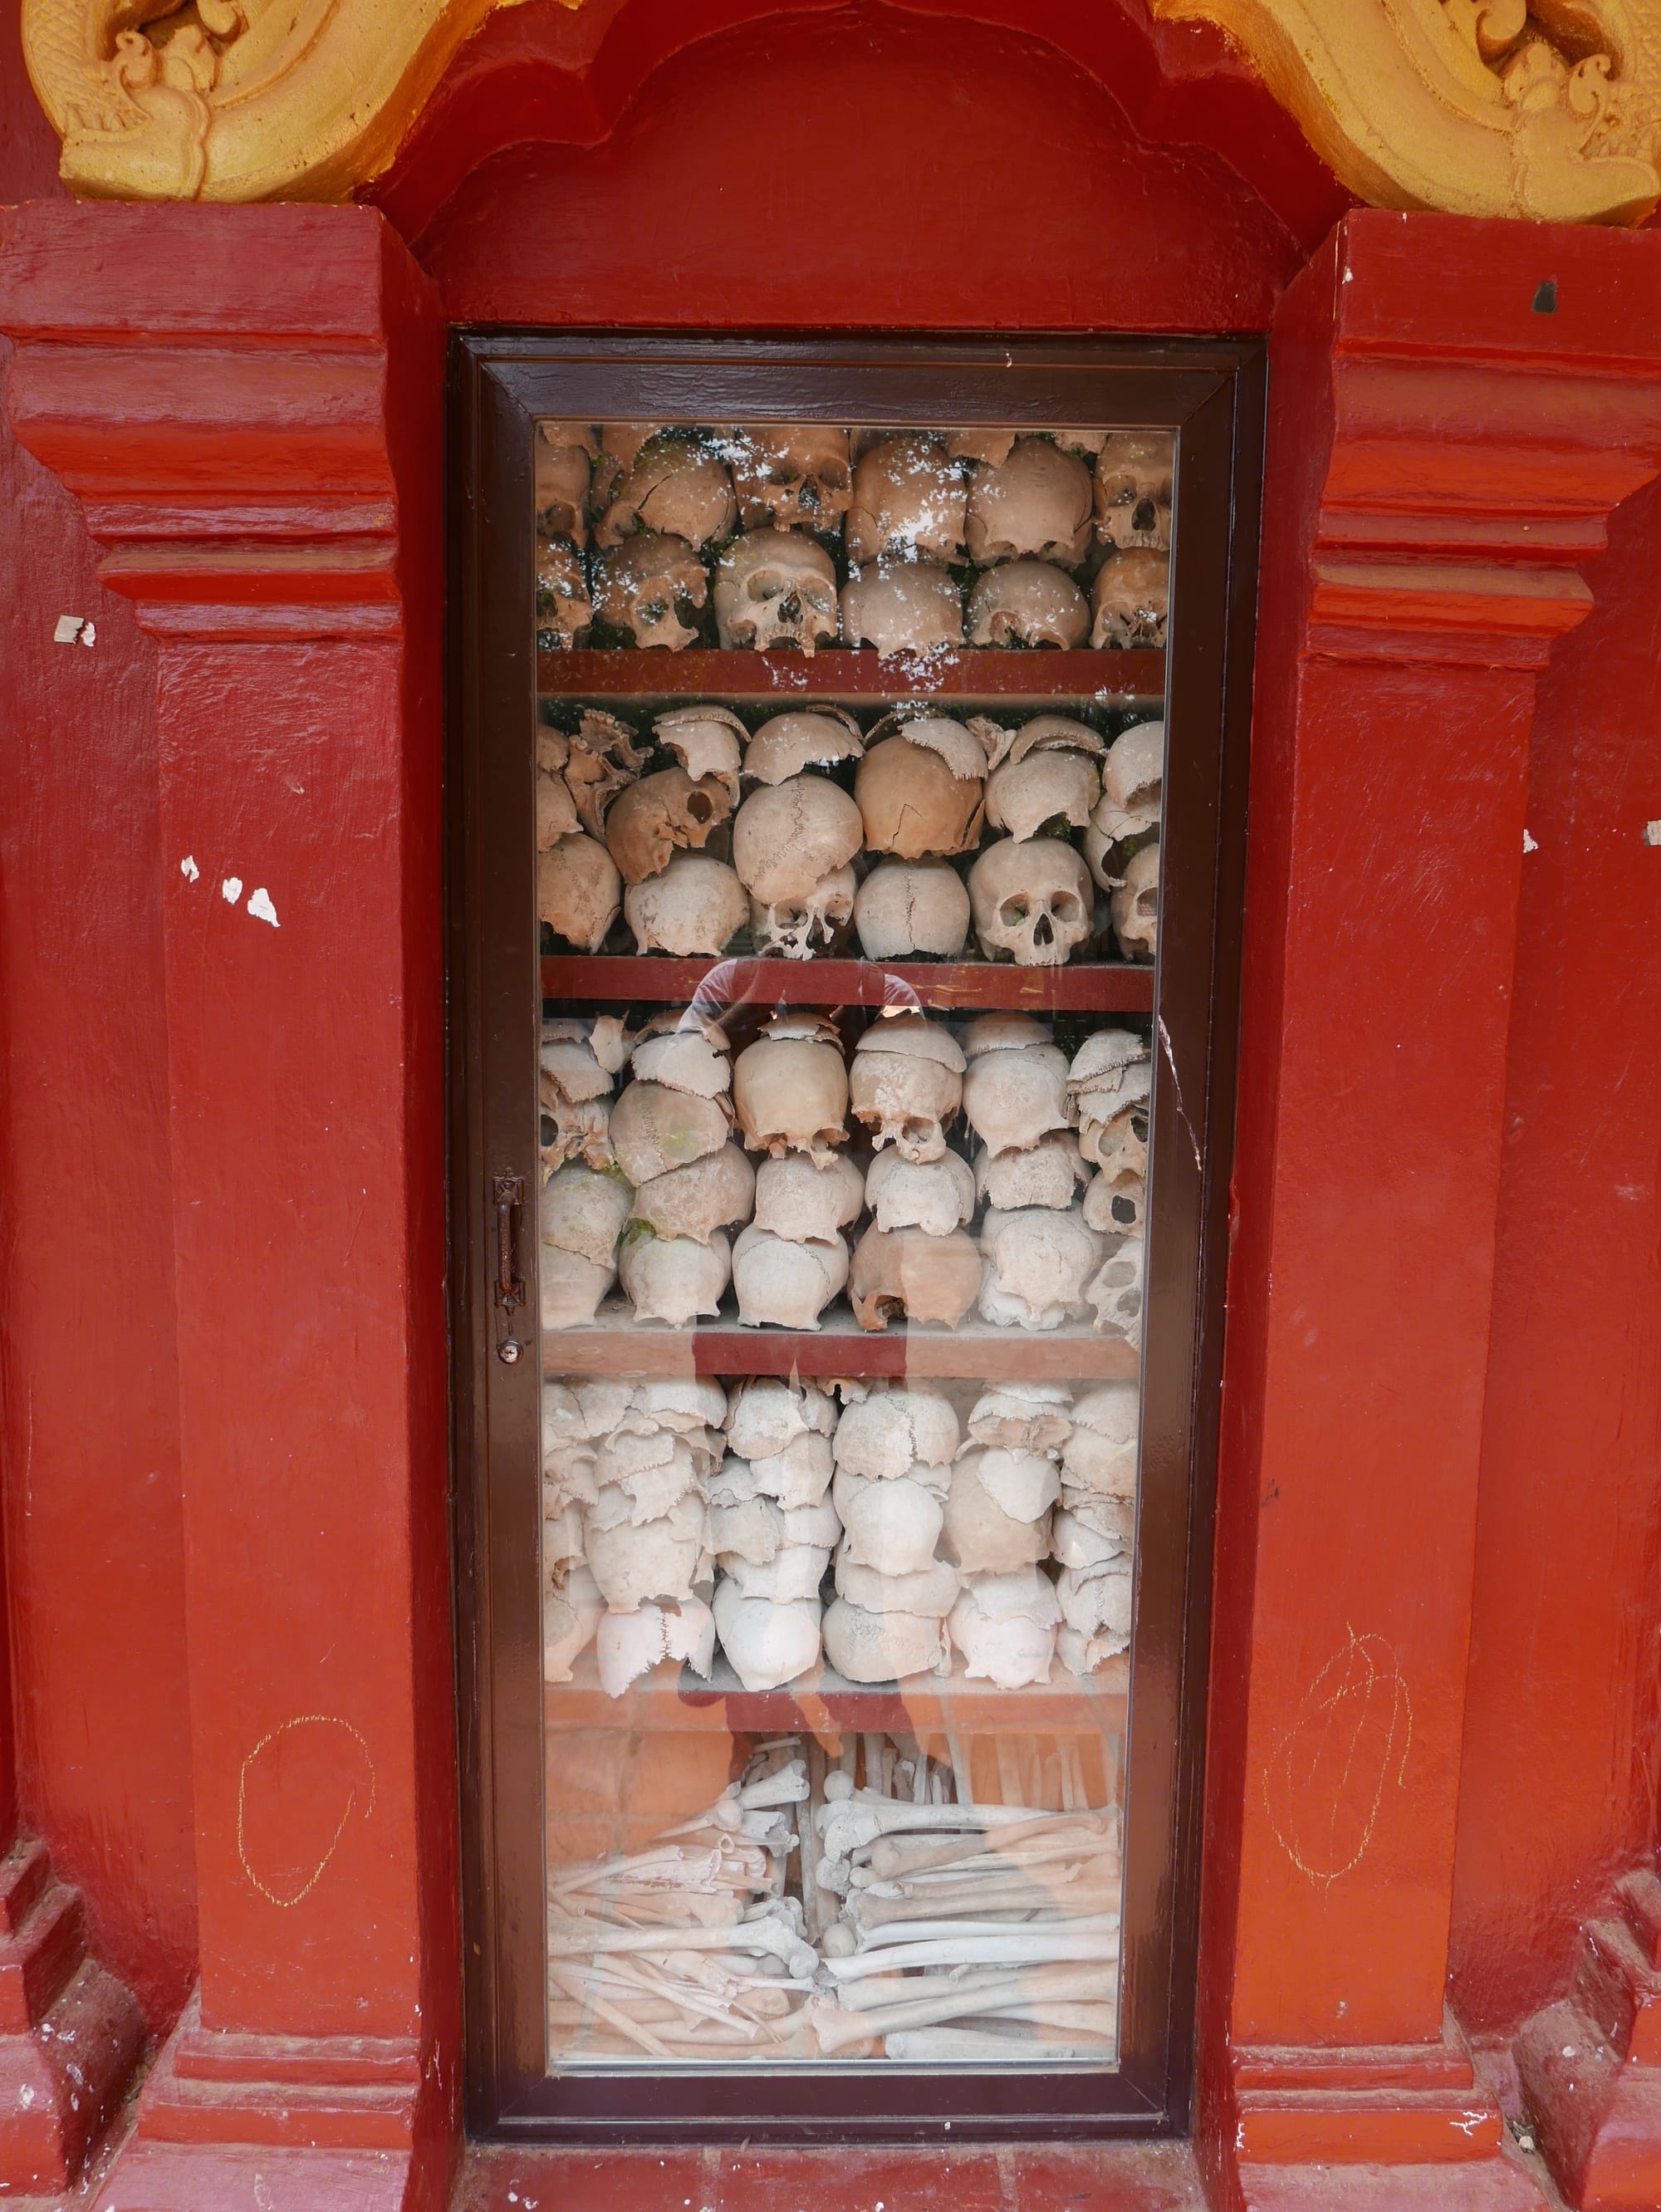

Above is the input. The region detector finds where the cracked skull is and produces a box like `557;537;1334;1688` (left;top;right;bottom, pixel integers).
845;434;966;564
849;1013;965;1164
965;436;1093;566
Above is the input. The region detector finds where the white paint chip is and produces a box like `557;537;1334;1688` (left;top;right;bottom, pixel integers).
247;888;279;928
53;615;94;646
1522;829;1539;853
221;875;243;905
1644;821;1661;846
179;856;200;884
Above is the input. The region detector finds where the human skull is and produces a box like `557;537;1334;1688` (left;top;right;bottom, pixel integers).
594;421;668;484
541;1163;633;1270
540;1246;615;1332
625;853;747;957
731;1224;849;1329
1051;429;1109;457
654;704;747;805
536;536;591;644
592;535;708;649
1111;841;1159;959
835;1555;959;1619
865;1148;975;1236
968;837;1094;965
978;1205;1101;1331
608;1079;731;1187
604;766;732;885
629;1146;754;1246
974;1131;1087;1211
1068;1029;1152;1123
962;1035;1071;1157
752;1154;864;1243
1061;1383;1140;1494
538;832;621;953
537;753;580;847
948;429;1016;466
1085;1233;1144;1343
595;440;737;549
965;437;1093;566
1090;548;1169;649
742;707;863;784
840;562;964;655
1083;1162;1146;1240
1080;1098;1150;1177
543;1560;603;1685
968;561;1090;649
984;747;1100;842
727;1373;836;1455
535;424;595;540
712;1579;823;1692
596;1594;715;1699
832;1469;944;1575
821;1597;947;1684
539;1028;615;1174
561;709;649;837
855;716;986;859
585;1489;706;1612
832;1382;959;1479
849;1013;965;1163
968;1381;1074;1454
942;1454;1054;1574
1052;1494;1133;1570
1092;719;1164;846
1094;434;1173;550
722;1547;834;1606
713;531;838;654
849;1224;982;1332
853;861;970;960
748;862;857;959
948;1570;1061;1689
732;1017;849;1165
845;434;966;564
726;424;853;532
733;774;863;906
1056;1561;1133;1662
618;1225;732;1327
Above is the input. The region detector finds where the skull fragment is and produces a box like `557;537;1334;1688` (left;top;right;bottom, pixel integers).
604;766;732;885
595;439;737;549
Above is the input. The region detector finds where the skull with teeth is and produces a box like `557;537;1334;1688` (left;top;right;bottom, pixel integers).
849;1013;965;1164
747;862;858;959
732;773;865;957
968;836;1095;965
592;535;708;649
968;560;1090;649
1090;548;1169;649
726;424;853;532
965;436;1094;566
713;530;839;654
1095;434;1173;550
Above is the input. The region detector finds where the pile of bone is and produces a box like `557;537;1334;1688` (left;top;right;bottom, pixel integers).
731;1016;860;1328
538;699;1161;969
546;1745;820;2061
824;1385;963;1685
534;421;1170;655
708;1380;844;1692
541;1377;727;1699
806;1747;1122;2061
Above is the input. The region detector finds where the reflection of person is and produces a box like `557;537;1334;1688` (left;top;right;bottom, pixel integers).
684;958;924;1032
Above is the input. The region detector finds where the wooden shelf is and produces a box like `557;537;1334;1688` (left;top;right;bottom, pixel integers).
538;646;1164;703
542;954;1154;1014
543;1302;1139;1381
545;1651;1129;1739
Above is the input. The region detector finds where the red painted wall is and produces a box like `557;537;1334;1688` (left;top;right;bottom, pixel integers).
1449;467;1661;2037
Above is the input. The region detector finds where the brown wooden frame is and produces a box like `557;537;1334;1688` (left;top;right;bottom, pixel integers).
448;332;1264;2143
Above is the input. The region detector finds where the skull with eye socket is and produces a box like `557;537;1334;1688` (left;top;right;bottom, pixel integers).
968;837;1095;965
713;532;839;655
1094;434;1173;552
726;424;854;533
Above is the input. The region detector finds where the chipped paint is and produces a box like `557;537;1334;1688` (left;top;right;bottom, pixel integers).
247;887;280;927
179;856;200;883
1522;829;1539;852
221;875;243;905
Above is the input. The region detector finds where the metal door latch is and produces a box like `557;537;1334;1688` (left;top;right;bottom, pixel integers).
492;1173;526;1364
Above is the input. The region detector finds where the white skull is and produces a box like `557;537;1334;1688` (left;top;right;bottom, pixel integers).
713;530;839;654
948;1570;1061;1689
984;747;1100;842
592;535;708;649
1062;1382;1140;1496
965;437;1093;566
853;860;971;959
1090;548;1169;649
1094;434;1173;550
835;1555;960;1619
840;561;964;655
1111;841;1159;959
832;1469;944;1576
596;1595;714;1699
968;1381;1074;1454
845;434;966;563
722;1547;833;1605
540;1247;615;1332
626;1017;731;1106
653;704;747;805
832;1383;959;1479
968;562;1090;649
1054;1493;1134;1568
731;1224;849;1330
1056;1561;1134;1660
629;1145;754;1247
538;832;621;954
748;862;857;959
1083;1161;1146;1240
618;1225;731;1327
973;1131;1087;1211
595;441;737;549
625;853;747;957
539;1025;615;1174
849;1013;965;1162
1080;1097;1150;1177
821;1597;947;1684
536;536;591;644
943;1454;1053;1574
855;717;986;859
977;1205;1101;1331
733;774;863;906
865;1148;975;1236
1085;1233;1144;1343
542;1561;603;1685
752;1154;864;1243
608;1079;731;1187
712;1580;822;1693
726;424;853;532
968;837;1094;964
605;766;732;885
1068;1029;1152;1123
848;1224;982;1331
961;1037;1071;1155
584;1489;706;1612
732;1017;849;1165
541;1163;632;1270
742;707;862;784
534;424;595;541
1093;719;1164;845
726;1375;835;1454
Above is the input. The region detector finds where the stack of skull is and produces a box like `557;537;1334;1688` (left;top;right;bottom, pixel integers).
538;699;1162;968
535;421;1171;655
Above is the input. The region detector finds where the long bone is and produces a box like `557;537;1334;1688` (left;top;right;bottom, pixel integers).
810;1965;1112;2053
821;1927;1120;1985
549;1913;818;1980
842;1911;1122;1953
816;1793;1106;1864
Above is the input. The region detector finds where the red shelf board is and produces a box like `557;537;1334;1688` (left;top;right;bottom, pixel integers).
542;1304;1139;1382
538;646;1164;701
542;954;1154;1014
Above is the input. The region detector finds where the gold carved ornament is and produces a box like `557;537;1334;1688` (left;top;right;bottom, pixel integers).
18;0;1661;219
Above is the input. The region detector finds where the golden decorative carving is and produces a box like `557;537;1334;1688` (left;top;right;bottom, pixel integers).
22;0;551;202
1151;0;1661;222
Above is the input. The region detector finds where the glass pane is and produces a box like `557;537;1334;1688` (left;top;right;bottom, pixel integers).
534;417;1171;2073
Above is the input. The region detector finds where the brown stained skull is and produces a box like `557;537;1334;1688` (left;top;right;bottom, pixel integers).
535;429;595;544
840;562;964;655
726;424;853;532
595;443;737;550
747;863;857;960
536;536;592;645
732;1018;850;1166
592;536;708;650
968;560;1090;649
537;833;622;954
848;1224;983;1332
603;766;733;885
845;434;966;565
854;719;986;860
968;837;1095;965
1090;548;1169;650
713;531;839;655
1094;434;1174;550
965;437;1094;567
561;709;649;838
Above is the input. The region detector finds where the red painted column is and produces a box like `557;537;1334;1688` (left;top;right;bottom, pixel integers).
1195;213;1661;2212
0;204;457;2212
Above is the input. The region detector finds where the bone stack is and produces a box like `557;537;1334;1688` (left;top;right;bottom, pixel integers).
537;708;647;952
731;1016;858;1328
1085;716;1164;966
539;1017;634;1331
822;1385;960;1685
1068;1031;1150;1343
708;1379;842;1692
847;1013;982;1332
589;424;733;649
966;714;1102;966
610;1018;744;1327
731;709;865;957
946;1385;1073;1689
961;1015;1101;1335
1055;1385;1138;1676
